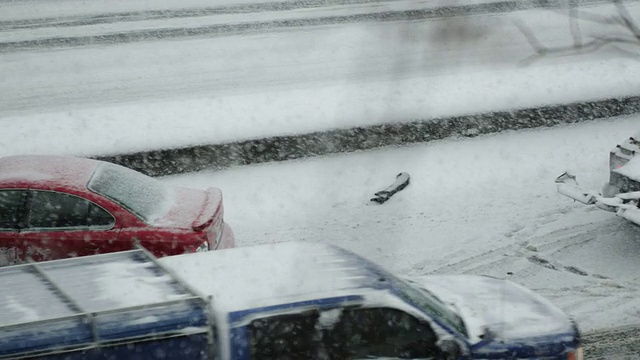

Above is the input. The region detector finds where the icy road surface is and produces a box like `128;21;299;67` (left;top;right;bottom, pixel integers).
164;118;640;358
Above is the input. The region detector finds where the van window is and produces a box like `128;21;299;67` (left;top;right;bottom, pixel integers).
247;307;439;359
248;310;320;360
327;307;439;359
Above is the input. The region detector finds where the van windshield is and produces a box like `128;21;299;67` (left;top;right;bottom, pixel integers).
392;277;467;337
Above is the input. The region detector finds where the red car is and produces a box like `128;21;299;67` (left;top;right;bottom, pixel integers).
0;155;234;265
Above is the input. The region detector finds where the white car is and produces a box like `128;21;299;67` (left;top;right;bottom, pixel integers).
556;131;640;225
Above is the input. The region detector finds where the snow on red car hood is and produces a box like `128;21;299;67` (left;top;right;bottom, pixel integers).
408;275;575;344
152;186;217;229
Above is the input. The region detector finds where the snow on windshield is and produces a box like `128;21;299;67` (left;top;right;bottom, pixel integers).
88;162;173;223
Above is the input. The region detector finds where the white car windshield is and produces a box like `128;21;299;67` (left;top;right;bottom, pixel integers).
87;163;172;223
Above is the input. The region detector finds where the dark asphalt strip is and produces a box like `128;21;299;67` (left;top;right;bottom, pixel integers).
0;0;625;53
0;0;615;30
94;94;640;177
0;0;389;30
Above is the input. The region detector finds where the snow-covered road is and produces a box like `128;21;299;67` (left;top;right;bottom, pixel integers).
3;0;640;356
163;117;640;357
2;0;640;158
163;118;640;331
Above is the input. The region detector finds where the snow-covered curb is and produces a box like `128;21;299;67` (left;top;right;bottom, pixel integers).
96;94;640;176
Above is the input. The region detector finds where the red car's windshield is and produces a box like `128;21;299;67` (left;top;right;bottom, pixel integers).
87;163;173;223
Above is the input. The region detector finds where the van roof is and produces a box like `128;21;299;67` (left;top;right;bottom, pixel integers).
0;250;210;359
160;241;395;314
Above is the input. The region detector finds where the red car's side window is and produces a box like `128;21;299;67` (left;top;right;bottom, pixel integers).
0;190;26;230
27;191;115;229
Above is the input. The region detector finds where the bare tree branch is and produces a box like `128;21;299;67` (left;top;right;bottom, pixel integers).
568;0;582;48
610;43;640;58
513;19;549;55
516;0;640;65
550;8;625;26
614;0;640;40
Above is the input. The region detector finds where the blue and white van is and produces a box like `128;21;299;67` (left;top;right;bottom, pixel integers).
0;242;583;359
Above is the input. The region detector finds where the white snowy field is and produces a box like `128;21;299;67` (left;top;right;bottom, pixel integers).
1;1;640;157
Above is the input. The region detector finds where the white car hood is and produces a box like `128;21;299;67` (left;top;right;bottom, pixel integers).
408;275;575;344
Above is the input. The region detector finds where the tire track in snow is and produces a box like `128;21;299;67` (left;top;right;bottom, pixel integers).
519;213;640;357
422;210;638;286
583;325;640;359
407;206;606;275
0;0;628;52
411;207;640;355
2;0;386;30
0;0;618;30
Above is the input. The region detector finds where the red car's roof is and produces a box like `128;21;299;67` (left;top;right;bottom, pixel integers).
0;155;101;191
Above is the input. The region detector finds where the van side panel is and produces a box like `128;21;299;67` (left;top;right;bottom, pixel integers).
31;333;211;360
230;328;251;360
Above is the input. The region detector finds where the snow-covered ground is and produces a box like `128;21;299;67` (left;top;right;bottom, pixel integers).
2;0;640;355
0;0;489;21
1;1;640;157
162;117;640;335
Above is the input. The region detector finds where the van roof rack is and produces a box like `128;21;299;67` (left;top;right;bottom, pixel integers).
0;249;212;359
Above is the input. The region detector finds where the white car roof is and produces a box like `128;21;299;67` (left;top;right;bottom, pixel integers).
615;154;640;182
160;241;392;314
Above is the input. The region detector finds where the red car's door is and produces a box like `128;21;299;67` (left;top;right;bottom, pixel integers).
18;190;120;262
0;190;28;266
